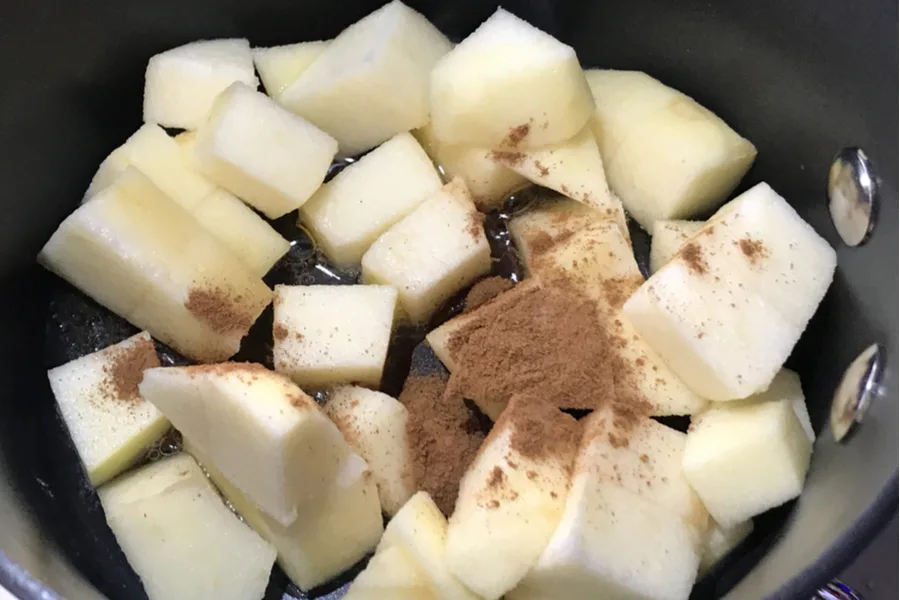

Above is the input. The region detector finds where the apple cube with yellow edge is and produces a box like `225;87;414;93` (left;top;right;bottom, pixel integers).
47;332;167;486
281;1;452;156
378;492;481;600
39;167;272;363
186;441;383;591
273;285;397;390
623;183;837;401
445;395;579;599
143;38;257;130
361;178;492;323
682;397;813;527
195;82;338;219
324;386;415;516
650;219;705;274
413;122;526;210
585;69;757;230
299;131;442;267
140;363;355;526
344;545;437;600
84;124;215;209
252;41;329;97
98;453;276;600
430;8;594;151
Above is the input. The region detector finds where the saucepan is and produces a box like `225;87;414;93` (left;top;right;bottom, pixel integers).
0;0;895;599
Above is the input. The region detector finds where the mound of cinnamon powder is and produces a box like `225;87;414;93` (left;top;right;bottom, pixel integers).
464;276;514;313
401;375;486;516
100;336;160;403
445;274;652;429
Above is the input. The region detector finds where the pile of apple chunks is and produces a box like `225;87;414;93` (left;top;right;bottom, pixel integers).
40;2;838;600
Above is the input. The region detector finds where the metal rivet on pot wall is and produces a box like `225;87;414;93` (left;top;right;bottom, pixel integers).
831;343;886;442
828;147;879;246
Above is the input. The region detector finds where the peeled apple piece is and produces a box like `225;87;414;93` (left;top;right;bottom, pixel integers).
143;38;257;130
361;178;492;323
187;442;383;591
324;386;416;516
47;332;167;486
699;519;753;575
585;69;757;230
650;219;705;274
377;492;480;600
140;363;355;526
445;396;579;599
344;546;437;600
299;132;442;267
39;167;272;363
430;8;594;151
682;397;813;527
491;127;627;236
84;124;215;209
98;454;276;600
252;41;329;97
508;479;699;600
281;0;452;156
623;182;837;401
195;82;338;219
413;122;527;210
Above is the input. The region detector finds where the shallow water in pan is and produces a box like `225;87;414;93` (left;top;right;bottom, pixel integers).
44;157;742;599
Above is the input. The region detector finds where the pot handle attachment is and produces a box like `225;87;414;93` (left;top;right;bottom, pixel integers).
814;580;864;600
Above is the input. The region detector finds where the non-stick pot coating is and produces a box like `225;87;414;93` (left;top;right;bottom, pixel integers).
0;1;896;599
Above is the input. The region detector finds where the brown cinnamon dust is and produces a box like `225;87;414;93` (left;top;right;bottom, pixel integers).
401;375;486;516
464;277;514;313
185;287;253;334
101;336;160;403
444;265;652;437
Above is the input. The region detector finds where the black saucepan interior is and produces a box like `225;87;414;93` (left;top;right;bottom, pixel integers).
0;1;896;599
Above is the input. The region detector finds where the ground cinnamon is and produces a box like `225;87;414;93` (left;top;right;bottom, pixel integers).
401;375;486;516
185;287;253;334
101;337;160;403
445;274;652;429
464;277;514;313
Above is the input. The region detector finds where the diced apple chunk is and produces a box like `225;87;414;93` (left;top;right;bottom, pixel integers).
362;179;491;323
187;442;383;591
299;132;442;267
47;332;167;486
492;128;626;235
39;168;272;363
195;82;338;218
755;368;815;442
140;363;354;526
682;398;813;527
252;41;329;97
699;519;753;575
508;481;699;600
585;69;757;230
345;546;437;600
413;122;527;210
579;411;709;540
98;454;276;600
325;386;415;516
192;188;290;277
281;1;452;155
446;396;580;599
143;38;257;130
623;183;837;400
273;285;397;389
507;204;707;416
430;8;594;150
378;492;480;600
650;219;705;274
85;124;215;209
